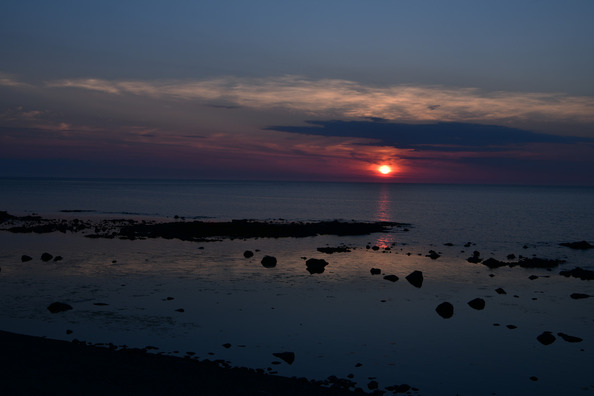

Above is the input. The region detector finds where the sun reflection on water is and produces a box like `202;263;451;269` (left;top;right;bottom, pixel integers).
374;184;395;249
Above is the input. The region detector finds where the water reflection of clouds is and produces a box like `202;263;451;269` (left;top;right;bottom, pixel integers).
374;184;395;249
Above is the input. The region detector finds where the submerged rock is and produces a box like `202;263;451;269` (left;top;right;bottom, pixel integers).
560;241;594;250
435;302;454;319
557;332;583;343
272;351;295;365
467;298;486;310
260;255;277;268
560;267;594;280
47;302;73;313
405;270;423;288
305;258;328;274
570;293;590;299
317;246;351;254
426;250;440;260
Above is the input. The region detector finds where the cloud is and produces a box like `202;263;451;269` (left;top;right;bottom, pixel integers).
0;72;29;88
45;75;594;131
266;120;593;152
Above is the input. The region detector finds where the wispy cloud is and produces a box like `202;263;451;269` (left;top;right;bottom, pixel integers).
0;72;29;88
46;75;594;128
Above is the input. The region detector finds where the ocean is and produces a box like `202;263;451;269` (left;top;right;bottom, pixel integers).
1;178;593;395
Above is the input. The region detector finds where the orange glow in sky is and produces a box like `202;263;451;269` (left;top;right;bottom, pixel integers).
378;165;392;175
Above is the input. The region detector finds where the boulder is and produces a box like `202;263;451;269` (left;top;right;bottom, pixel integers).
482;258;507;269
260;255;277;268
536;331;556;345
405;270;423;288
383;274;399;282
467;298;485;310
272;351;295;365
21;255;33;262
435;302;454;319
243;250;254;258
41;252;53;262
47;302;73;313
560;241;594;250
305;258;328;274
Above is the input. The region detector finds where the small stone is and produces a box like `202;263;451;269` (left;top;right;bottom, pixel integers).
506;324;517;329
426;250;440;260
21;255;33;262
530;376;538;381
495;287;507;295
383;274;399;282
272;351;295;365
528;275;539;280
435;302;454;319
467;298;485;310
53;256;63;262
222;343;232;349
305;258;328;274
261;255;277;268
370;268;381;275
536;331;556;345
243;250;254;258
175;308;185;313
41;252;53;262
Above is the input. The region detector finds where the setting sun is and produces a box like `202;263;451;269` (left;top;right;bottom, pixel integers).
378;165;392;175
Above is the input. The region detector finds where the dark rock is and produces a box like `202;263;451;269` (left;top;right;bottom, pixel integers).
435;302;454;319
560;241;594;250
66;329;73;335
518;257;564;268
41;252;53;262
370;268;381;275
443;243;454;246
530;376;538;381
467;250;482;263
507;254;516;260
175;308;185;313
570;293;590;299
21;255;33;262
93;303;109;306
305;258;328;274
395;384;411;393
557;332;583;343
467;298;485;310
560;267;594;280
506;324;517;329
222;343;232;349
272;352;295;365
47;302;73;313
317;246;351;254
53;256;63;262
528;275;539;280
243;250;254;258
495;287;507;295
464;242;472;247
426;250;440;260
482;258;507;268
536;331;556;345
367;381;379;390
405;270;423;288
371;245;380;251
383;274;399;282
260;255;277;268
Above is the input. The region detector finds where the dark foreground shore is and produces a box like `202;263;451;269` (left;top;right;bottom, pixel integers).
0;331;366;396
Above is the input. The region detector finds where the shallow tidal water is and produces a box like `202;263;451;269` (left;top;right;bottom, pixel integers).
1;179;593;394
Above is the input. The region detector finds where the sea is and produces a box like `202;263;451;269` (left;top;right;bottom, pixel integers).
1;178;593;395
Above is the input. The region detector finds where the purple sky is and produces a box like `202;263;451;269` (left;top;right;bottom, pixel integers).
1;1;594;184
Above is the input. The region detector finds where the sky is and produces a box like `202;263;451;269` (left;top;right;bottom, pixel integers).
1;0;594;184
